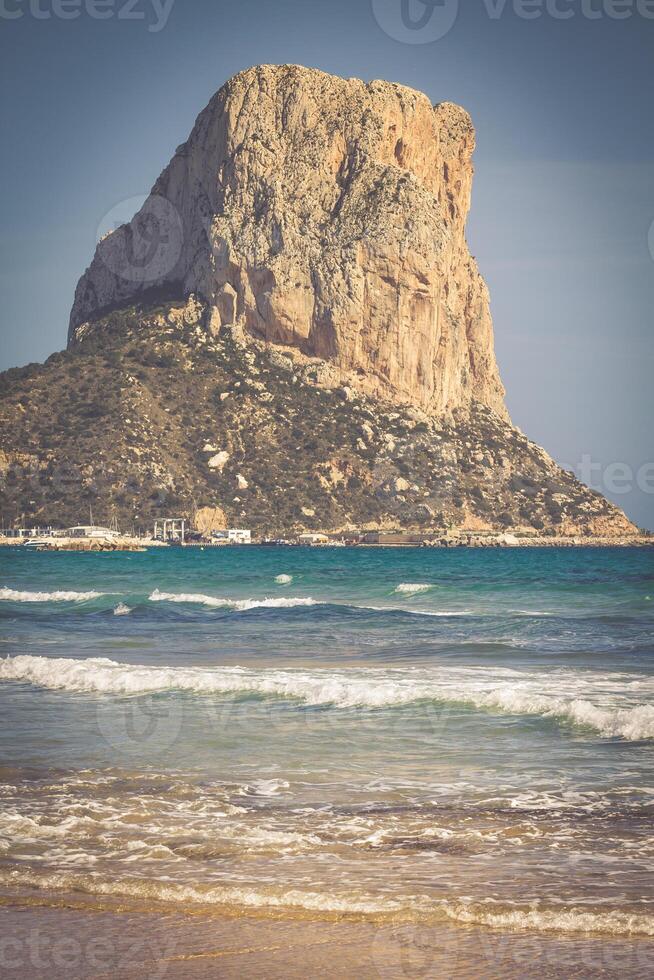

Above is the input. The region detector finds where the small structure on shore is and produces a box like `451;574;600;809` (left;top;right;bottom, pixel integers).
153;518;186;544
210;528;252;545
362;532;424;546
64;525;121;541
1;527;54;540
298;533;330;546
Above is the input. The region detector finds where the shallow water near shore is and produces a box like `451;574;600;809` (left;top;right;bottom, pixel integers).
0;545;653;975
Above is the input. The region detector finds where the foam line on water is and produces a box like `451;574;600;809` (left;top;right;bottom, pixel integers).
394;583;433;595
0;587;106;603
2;655;653;740
1;869;652;935
148;589;317;611
441;902;654;936
148;588;475;617
361;604;475;617
0;587;551;621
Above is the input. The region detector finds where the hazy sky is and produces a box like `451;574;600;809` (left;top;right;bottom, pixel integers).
1;0;652;526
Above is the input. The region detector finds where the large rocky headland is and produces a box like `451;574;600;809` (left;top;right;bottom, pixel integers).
0;65;643;541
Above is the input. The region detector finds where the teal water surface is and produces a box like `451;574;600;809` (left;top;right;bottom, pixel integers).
0;545;653;936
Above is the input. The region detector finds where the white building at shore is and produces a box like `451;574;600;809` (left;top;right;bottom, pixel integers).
211;529;252;544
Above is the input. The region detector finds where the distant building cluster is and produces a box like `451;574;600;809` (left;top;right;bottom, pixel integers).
3;516;648;551
151;518;253;545
209;529;252;545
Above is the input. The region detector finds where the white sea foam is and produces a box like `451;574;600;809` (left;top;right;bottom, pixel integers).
2;655;654;740
147;590;473;618
0;807;314;855
412;610;474;617
148;589;316;611
442;902;654;936
0;587;105;603
363;604;474;617
239;778;291;797
0;869;652;935
0;868;409;916
394;583;433;595
274;574;293;585
113;603;132;616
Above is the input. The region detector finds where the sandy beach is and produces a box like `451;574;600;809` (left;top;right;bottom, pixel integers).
3;898;654;979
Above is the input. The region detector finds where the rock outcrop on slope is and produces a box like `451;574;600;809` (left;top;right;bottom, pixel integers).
0;66;640;538
69;64;506;418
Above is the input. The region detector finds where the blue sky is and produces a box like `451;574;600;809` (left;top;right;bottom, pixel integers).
1;0;652;526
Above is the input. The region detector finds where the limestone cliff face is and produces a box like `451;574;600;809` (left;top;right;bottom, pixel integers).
69;64;506;417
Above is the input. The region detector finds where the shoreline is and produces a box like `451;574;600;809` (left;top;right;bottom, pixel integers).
1;545;652;979
1;535;652;550
2;895;653;979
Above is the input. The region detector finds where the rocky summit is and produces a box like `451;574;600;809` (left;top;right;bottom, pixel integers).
70;64;505;418
0;66;639;537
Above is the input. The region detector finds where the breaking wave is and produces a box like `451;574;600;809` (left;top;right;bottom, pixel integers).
0;587;105;603
0;868;409;916
1;869;652;935
441;902;654;937
0;587;552;620
2;655;653;740
148;589;316;611
394;583;433;595
275;574;293;584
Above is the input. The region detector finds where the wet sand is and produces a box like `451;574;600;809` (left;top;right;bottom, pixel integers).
1;900;654;979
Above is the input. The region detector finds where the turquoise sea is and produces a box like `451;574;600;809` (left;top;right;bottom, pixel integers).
0;545;653;957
